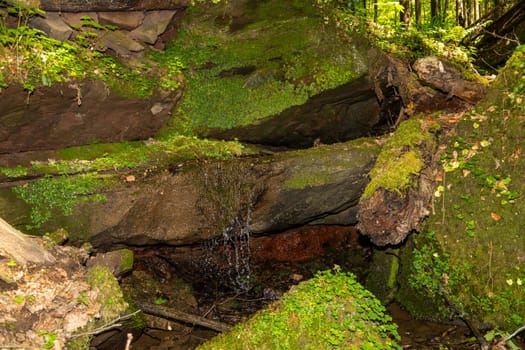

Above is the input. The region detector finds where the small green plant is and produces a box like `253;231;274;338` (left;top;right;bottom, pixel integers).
77;291;89;306
154;296;168;305
12;174;107;229
0;165;28;178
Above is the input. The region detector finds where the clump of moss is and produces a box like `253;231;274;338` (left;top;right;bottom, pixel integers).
86;265;129;322
361;118;435;199
198;267;400;349
12;173;108;230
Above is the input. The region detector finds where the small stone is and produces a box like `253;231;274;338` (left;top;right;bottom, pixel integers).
129;10;177;44
29;12;73;41
291;273;303;282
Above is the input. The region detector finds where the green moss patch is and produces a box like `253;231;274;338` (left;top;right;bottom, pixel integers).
283;139;380;189
162;0;369;134
361;118;436;199
197;268;400;350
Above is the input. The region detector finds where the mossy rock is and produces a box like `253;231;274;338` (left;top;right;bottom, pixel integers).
197;268;400;349
397;46;525;331
164;0;370;135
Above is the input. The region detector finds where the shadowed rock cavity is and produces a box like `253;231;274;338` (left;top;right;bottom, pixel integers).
206;75;393;149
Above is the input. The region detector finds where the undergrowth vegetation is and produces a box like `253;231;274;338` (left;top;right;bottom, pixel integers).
0;1;181;96
198;267;400;349
399;45;525;332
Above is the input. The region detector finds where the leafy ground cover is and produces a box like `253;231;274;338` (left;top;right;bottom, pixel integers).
398;45;525;336
197;267;400;350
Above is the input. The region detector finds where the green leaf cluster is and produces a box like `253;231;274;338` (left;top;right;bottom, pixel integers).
12;174;107;229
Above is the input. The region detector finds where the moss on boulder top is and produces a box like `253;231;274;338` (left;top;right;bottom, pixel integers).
197;268;400;350
164;0;370;134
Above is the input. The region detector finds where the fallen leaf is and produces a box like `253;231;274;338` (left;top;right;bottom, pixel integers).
125;175;136;182
462;169;470;177
490;212;501;221
487;105;497;112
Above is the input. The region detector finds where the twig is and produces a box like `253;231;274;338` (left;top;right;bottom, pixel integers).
138;302;231;332
438;283;490;350
505;324;525;342
67;310;141;340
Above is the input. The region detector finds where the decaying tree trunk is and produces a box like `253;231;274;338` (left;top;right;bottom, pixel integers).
358;52;483;246
462;0;525;69
357;167;435;246
0;217;56;266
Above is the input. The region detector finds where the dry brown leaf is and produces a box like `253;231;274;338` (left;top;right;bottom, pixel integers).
462;169;470;178
490;212;501;221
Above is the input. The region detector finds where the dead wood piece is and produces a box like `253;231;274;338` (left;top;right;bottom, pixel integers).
138;302;232;333
0;217;56;266
357;168;434;246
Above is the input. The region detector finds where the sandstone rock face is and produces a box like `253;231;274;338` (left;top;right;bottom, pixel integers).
35;0;188;12
8;141;379;248
0;80;180;153
129;10;177;44
98;11;145;30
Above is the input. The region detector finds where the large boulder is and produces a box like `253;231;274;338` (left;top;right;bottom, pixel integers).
0;139;379;247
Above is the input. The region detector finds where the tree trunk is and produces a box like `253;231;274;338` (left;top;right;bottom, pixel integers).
0;217;55;266
400;0;411;27
456;0;465;26
415;0;422;28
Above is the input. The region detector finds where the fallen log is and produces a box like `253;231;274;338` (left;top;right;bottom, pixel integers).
137;302;232;333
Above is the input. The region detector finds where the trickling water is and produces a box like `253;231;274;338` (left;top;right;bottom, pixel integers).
222;212;253;291
201;207;254;292
196;160;262;293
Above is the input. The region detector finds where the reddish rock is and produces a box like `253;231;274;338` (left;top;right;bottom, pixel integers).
0;80;180;153
36;0;188;12
61;12;99;27
98;29;146;56
250;226;356;262
28;12;73;41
